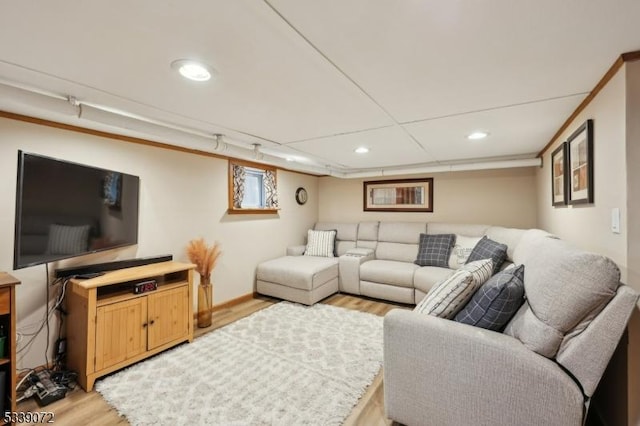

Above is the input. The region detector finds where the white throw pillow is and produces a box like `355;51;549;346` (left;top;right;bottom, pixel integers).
460;258;494;287
448;235;482;269
414;269;475;319
304;229;337;257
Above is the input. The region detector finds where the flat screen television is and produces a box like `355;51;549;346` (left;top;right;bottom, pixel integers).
13;151;140;270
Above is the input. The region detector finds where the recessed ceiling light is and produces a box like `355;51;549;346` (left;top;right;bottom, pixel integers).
355;147;369;154
467;131;489;140
171;59;212;82
285;157;295;162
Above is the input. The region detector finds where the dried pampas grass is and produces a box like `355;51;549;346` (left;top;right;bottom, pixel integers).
186;238;222;279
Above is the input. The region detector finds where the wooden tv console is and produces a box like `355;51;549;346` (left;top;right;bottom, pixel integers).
66;261;195;391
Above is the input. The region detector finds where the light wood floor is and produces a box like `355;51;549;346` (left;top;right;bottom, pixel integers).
17;293;409;425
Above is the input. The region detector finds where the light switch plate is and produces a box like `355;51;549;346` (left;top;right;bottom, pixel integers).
611;208;621;234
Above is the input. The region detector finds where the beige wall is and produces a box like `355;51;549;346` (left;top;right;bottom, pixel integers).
318;168;538;228
537;63;640;425
0;116;319;369
625;60;640;426
537;69;627;278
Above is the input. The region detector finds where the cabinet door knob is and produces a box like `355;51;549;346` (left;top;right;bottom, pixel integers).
149;320;155;326
142;322;148;328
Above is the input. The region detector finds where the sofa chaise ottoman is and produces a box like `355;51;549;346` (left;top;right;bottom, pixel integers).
256;255;339;305
255;222;361;305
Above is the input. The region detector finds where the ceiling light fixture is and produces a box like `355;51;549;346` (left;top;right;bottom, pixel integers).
355;147;369;154
171;59;212;82
467;131;489;140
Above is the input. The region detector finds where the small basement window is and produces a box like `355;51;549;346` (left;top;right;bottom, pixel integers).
228;160;279;214
241;168;266;208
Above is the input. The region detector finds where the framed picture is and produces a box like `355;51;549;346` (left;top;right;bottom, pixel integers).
551;142;568;206
363;178;433;212
567;119;594;205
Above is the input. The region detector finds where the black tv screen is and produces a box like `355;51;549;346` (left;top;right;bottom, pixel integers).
14;151;140;270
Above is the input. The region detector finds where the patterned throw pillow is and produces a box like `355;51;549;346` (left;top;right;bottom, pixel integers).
414;269;476;319
414;233;456;268
47;224;91;255
465;236;508;273
454;264;525;331
304;229;337;257
460;259;494;287
448;235;482;269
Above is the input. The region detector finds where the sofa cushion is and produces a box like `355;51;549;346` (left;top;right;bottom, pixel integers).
314;222;357;241
415;233;455;267
448;235;482;269
486;226;526;261
465;236;507;273
356;221;379;250
504;234;619;358
414;269;475;318
376;242;420;263
357;221;380;242
427;223;489;237
304;229;336;257
455;264;525;330
256;256;338;291
460;259;494;287
378;222;426;244
413;266;455;295
360;260;419;288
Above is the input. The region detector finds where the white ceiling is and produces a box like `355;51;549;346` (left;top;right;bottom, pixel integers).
0;0;639;176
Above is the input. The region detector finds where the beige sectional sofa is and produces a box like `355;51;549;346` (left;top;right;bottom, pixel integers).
256;220;521;305
256;221;639;425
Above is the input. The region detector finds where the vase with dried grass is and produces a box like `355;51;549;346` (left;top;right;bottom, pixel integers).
186;238;222;328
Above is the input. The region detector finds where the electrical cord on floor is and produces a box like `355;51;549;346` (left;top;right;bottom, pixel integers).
50;370;77;390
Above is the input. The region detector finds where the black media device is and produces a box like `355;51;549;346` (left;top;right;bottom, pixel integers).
133;280;158;294
54;254;173;278
32;370;67;407
14;151;141;270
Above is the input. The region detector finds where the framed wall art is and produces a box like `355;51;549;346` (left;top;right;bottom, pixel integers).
566;119;594;205
551;142;568;206
363;178;433;212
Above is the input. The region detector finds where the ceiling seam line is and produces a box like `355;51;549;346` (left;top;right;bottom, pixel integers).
399;92;590;125
283;124;396;145
261;0;432;156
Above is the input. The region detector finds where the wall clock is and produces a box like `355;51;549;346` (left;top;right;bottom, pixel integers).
295;187;308;205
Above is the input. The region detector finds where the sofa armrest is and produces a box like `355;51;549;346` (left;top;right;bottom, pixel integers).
338;248;375;294
286;245;306;256
383;310;585;426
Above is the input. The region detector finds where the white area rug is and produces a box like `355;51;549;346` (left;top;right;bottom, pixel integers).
96;302;384;426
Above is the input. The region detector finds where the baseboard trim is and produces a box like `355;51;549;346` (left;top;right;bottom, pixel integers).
193;292;257;320
212;292;257;312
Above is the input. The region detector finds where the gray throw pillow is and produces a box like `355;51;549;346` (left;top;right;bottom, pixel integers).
414;233;456;268
465;236;508;273
454;264;525;331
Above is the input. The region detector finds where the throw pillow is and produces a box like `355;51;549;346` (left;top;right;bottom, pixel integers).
415;233;456;268
448;235;482;269
465;236;508;273
454;264;525;331
304;229;337;257
414;269;476;319
460;258;494;287
47;224;91;255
